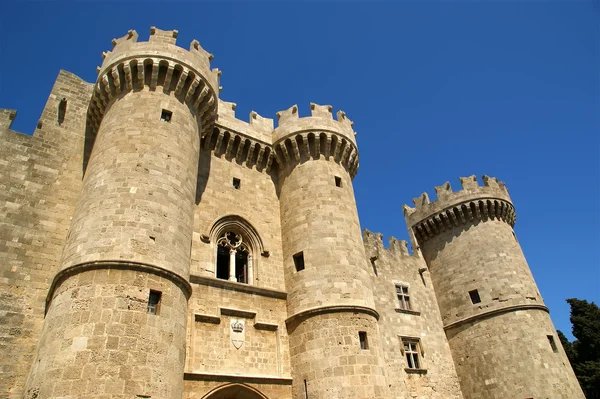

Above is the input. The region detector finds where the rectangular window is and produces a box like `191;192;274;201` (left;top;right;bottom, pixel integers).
293;252;305;272
396;284;411;310
469;289;481;304
547;335;558;352
359;331;368;350
160;109;172;122
335;176;342;187
401;337;422;370
147;290;162;315
232;177;241;189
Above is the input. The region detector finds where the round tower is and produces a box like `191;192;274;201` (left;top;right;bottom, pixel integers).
275;104;389;399
24;27;219;399
403;175;585;399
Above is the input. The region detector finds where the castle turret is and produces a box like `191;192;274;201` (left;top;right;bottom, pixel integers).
24;28;219;399
403;176;585;399
275;104;389;398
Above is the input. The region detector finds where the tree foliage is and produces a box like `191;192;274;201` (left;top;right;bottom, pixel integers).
558;298;600;399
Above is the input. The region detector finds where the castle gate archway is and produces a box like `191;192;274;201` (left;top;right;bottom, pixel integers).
202;383;269;399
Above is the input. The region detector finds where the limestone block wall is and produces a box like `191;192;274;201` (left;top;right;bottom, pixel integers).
446;308;584;399
186;280;290;379
60;89;201;277
0;70;92;399
191;132;284;291
24;268;188;399
278;159;374;313
363;230;464;399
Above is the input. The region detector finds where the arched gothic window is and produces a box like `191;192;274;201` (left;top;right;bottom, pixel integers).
209;215;265;286
216;231;252;284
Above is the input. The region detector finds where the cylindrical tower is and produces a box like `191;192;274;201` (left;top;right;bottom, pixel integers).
403;175;585;399
276;104;389;399
24;27;219;399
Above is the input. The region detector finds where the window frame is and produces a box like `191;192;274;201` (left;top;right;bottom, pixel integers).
396;284;411;311
400;336;426;373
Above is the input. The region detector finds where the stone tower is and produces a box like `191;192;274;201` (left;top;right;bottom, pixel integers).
23;28;219;398
274;104;390;398
403;175;585;399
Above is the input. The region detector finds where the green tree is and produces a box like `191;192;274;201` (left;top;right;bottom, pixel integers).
558;298;600;399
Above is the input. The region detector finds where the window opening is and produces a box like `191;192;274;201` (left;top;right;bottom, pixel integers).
161;109;172;122
359;331;368;350
335;176;342;187
396;284;411;310
293;252;305;272
547;335;558;352
216;231;249;283
469;289;481;304
402;338;421;369
147;290;162;315
232;177;241;189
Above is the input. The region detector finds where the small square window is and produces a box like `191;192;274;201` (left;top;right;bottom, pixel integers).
396;284;411;310
335;176;342;187
161;109;172;122
293;252;305;272
547;335;558;353
401;337;422;370
469;289;481;304
147;290;162;315
359;331;368;350
232;178;241;189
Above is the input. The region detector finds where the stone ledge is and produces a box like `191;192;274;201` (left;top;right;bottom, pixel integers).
395;308;421;316
286;305;380;325
405;368;427;375
184;372;293;385
220;307;256;319
443;303;550;331
194;313;220;324
190;274;287;299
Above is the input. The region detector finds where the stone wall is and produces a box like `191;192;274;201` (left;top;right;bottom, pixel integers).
364;230;464;399
24;268;188;399
0;70;92;398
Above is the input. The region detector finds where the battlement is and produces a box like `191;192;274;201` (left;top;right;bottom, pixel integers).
270;103;359;177
272;103;356;144
215;99;274;143
0;109;17;131
403;175;516;242
363;229;416;258
88;27;220;138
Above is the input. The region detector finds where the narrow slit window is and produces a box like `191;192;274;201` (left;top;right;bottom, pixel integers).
469;289;481;304
335;176;342;187
547;335;558;352
293;252;305;272
359;331;368;350
161;109;172;122
147;290;162;315
232;178;241;189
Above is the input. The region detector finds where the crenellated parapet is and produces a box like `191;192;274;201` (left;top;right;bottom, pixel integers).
88;27;220;138
271;103;359;177
403;175;516;243
0;109;17;131
363;229;416;260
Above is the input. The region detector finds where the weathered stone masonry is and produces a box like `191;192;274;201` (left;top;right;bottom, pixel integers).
0;26;585;399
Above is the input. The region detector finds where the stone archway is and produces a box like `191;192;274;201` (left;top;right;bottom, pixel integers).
202;383;269;399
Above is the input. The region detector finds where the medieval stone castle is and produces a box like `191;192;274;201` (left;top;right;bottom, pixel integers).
0;27;585;399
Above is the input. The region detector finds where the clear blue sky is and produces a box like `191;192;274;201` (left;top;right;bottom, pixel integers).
1;1;598;340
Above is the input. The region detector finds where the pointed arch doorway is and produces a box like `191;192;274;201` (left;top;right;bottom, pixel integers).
202;383;269;399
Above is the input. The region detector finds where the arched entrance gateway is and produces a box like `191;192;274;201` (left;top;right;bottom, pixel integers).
202;383;269;399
